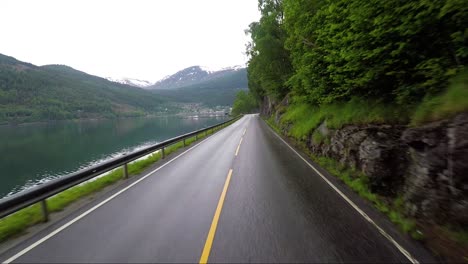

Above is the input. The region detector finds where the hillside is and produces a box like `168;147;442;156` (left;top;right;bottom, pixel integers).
149;66;248;106
0;54;177;123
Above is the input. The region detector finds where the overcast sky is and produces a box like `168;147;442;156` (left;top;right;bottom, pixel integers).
0;0;260;82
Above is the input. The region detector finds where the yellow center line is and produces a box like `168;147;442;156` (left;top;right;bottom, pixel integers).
199;169;233;264
235;137;243;156
243;128;247;136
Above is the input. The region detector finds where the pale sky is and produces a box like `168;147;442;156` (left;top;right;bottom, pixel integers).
0;0;260;82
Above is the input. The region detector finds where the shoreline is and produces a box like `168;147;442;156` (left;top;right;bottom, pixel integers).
0;113;230;127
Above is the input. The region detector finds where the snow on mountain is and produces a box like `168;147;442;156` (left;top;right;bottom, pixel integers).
106;77;153;88
219;65;245;71
149;65;246;90
199;66;216;73
200;64;245;73
150;66;210;90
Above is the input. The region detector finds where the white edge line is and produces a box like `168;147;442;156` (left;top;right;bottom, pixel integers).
3;122;238;264
267;122;419;264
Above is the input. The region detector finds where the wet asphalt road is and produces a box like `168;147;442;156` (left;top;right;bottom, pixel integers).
0;115;436;263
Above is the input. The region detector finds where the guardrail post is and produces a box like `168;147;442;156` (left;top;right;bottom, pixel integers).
41;199;49;222
183;139;186;147
123;163;128;179
162;147;165;159
195;133;198;140
205;129;208;136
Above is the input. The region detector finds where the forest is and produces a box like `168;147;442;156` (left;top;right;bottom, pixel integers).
232;90;258;115
238;0;467;128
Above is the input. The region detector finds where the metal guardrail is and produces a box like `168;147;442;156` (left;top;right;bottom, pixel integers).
0;115;242;220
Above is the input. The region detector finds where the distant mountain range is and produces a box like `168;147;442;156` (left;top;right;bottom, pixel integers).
148;65;248;107
0;53;248;123
150;65;245;90
0;54;178;123
106;65;247;91
106;65;249;107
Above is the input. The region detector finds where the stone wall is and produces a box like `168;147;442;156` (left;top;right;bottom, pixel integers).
402;113;468;225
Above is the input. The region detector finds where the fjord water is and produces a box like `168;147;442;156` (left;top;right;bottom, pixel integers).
0;116;228;198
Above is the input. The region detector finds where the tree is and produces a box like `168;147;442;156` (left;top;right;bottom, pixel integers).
232;91;258;115
282;0;468;105
245;0;293;102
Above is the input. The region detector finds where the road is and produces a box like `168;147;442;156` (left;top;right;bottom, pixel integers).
0;115;435;263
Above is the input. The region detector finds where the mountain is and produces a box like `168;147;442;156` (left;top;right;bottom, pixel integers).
151;66;210;90
0;54;177;124
106;77;153;88
149;65;248;106
150;65;245;90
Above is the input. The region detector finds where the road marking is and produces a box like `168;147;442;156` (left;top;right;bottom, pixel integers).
2;123;239;264
199;169;233;264
243;128;246;136
268;125;419;264
235;137;243;156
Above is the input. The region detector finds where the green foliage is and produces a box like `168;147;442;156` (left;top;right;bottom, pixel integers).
411;69;468;125
281;98;410;139
0;54;177;124
314;156;379;203
311;130;328;144
265;116;282;134
248;0;468;121
281;103;322;139
232;91;258;115
282;0;468;105
246;0;293;101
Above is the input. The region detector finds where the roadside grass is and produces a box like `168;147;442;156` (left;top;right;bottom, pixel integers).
311;130;329;145
264;117;422;239
281;98;410;140
314;155;420;238
282;70;468;139
265;116;281;134
0;122;230;243
411;69;468;126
